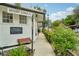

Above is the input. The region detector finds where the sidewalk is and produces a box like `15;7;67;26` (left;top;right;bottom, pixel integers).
34;32;55;56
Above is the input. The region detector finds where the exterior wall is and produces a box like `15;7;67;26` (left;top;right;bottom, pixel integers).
33;15;38;41
0;5;38;47
36;13;43;22
36;13;44;30
0;7;3;47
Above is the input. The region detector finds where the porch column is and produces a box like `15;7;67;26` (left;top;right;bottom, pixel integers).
32;14;34;56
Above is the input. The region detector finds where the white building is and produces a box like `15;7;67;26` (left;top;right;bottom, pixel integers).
0;3;45;48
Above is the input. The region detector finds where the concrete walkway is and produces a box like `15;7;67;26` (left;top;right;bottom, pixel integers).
34;32;55;56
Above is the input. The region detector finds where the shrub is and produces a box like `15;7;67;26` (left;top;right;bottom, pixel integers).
43;25;78;55
42;29;53;43
51;26;78;55
7;45;30;56
51;20;62;28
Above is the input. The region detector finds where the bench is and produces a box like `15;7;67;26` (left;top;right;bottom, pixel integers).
17;38;32;44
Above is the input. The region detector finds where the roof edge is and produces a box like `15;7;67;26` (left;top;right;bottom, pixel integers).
0;3;45;14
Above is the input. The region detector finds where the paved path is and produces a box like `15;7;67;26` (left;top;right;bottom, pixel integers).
34;32;55;56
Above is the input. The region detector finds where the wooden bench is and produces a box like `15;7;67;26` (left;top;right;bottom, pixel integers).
17;38;32;44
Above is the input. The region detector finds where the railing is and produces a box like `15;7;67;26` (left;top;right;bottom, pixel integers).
0;43;31;56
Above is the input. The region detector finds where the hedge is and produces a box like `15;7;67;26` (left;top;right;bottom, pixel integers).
43;26;78;56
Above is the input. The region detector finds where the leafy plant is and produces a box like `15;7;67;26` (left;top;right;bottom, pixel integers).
51;25;78;55
63;15;75;26
43;24;78;55
7;45;30;56
42;29;53;43
51;20;62;28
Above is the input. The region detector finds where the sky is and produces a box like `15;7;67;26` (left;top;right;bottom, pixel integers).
21;3;79;22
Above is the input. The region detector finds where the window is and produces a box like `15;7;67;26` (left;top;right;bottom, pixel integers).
19;15;27;24
2;12;13;23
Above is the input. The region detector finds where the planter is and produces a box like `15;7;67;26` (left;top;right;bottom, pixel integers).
3;46;33;56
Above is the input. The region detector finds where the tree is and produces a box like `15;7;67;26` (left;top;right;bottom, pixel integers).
42;19;51;27
15;3;21;8
34;6;42;11
73;6;79;25
73;6;79;15
51;20;62;28
63;15;75;26
62;6;79;26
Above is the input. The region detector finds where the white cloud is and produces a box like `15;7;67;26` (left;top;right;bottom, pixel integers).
66;7;74;11
50;7;75;22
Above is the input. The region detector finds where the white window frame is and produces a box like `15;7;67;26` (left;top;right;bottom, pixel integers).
2;11;13;23
19;15;27;24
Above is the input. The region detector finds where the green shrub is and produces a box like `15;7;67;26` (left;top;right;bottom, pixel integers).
8;45;30;56
42;29;53;43
51;26;78;55
51;20;62;28
43;25;78;55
